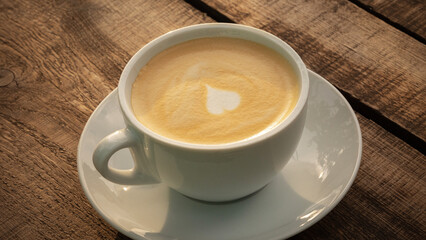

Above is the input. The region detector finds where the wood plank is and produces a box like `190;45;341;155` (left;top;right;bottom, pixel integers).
204;0;426;142
0;0;212;239
357;0;426;40
0;0;424;239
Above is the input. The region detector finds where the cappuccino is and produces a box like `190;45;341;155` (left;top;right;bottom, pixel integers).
131;37;299;144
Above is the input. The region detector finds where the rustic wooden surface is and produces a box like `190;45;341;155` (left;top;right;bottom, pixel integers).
0;0;425;239
357;0;426;40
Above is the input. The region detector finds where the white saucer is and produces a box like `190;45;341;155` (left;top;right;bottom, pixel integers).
78;70;362;240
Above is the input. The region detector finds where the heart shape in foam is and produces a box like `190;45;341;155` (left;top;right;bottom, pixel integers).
206;84;241;115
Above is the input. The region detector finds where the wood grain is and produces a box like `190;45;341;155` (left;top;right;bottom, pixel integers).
0;0;425;239
203;0;426;142
357;0;426;40
0;0;212;239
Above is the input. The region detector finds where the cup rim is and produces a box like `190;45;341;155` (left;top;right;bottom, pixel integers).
118;23;309;150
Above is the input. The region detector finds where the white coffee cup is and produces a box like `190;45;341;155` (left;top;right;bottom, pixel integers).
93;23;309;202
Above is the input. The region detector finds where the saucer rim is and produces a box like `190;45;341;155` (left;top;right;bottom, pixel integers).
77;70;362;240
282;70;362;239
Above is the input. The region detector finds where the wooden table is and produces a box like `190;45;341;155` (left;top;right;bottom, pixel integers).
1;0;425;239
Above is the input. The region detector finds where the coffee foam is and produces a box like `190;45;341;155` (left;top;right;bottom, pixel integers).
131;38;299;144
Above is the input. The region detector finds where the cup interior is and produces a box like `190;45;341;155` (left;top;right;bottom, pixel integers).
118;23;309;149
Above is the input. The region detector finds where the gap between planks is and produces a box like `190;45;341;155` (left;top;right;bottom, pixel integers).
348;0;426;45
183;0;426;155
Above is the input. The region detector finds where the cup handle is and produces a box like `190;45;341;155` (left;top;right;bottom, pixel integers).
93;128;157;185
